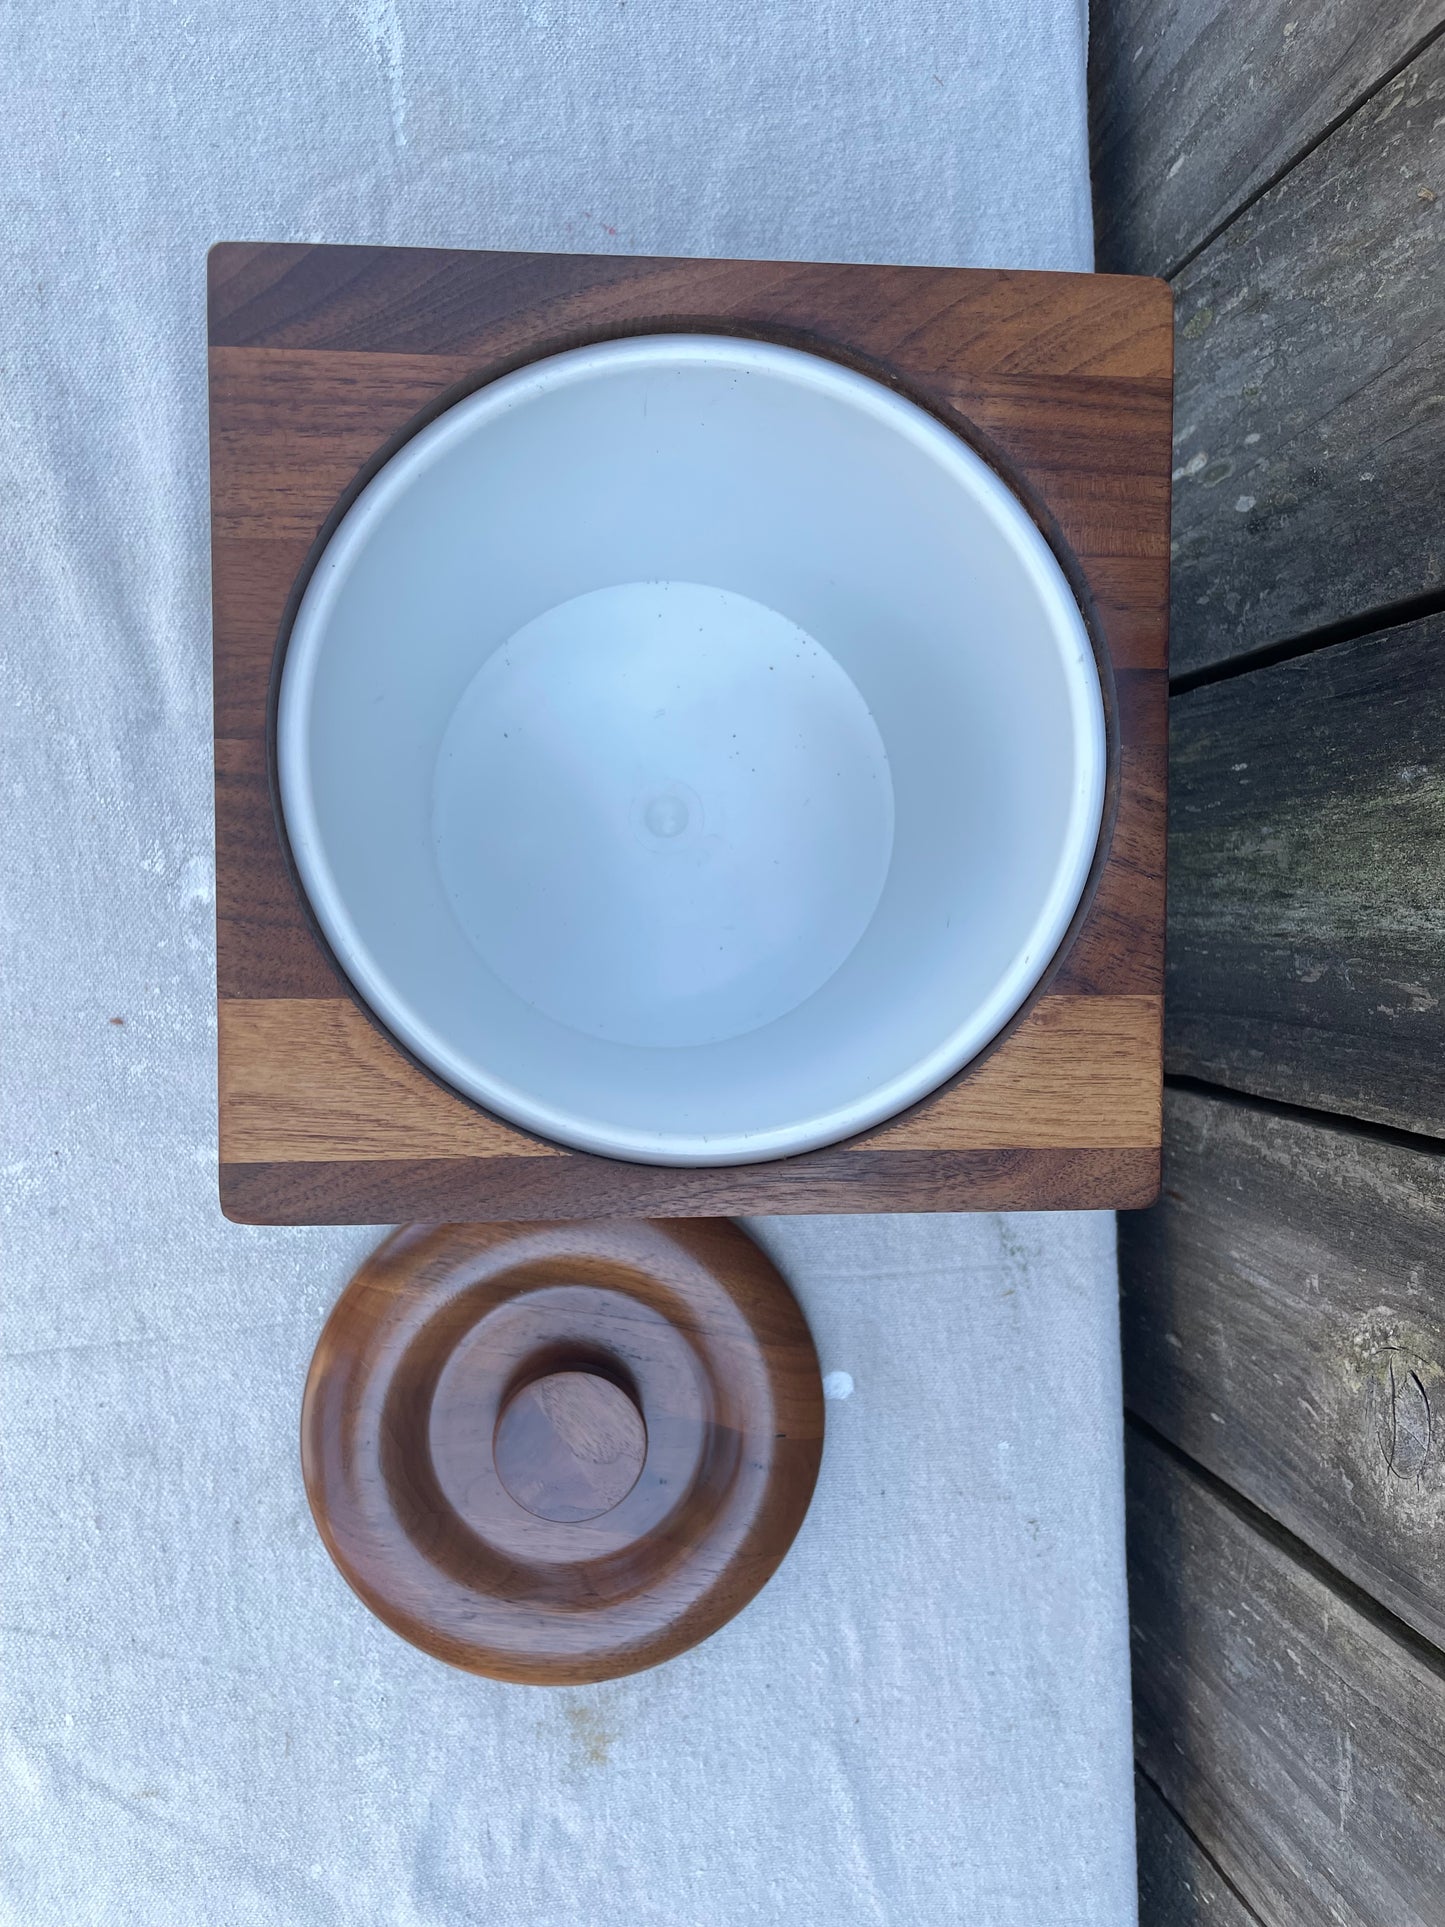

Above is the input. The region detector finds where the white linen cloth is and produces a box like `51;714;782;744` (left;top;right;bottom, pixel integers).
1;2;1135;1921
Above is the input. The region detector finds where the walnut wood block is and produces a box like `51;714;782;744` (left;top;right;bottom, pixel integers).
301;1219;824;1684
210;243;1172;1222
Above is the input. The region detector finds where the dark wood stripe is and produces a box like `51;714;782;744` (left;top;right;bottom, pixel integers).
208;244;1175;381
218;1147;1161;1224
1054;745;1167;999
215;752;342;1002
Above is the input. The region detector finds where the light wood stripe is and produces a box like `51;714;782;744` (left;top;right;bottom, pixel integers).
219;999;561;1163
861;993;1160;1150
219;993;1160;1164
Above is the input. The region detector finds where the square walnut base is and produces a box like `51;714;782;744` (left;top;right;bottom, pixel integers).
209;243;1171;1223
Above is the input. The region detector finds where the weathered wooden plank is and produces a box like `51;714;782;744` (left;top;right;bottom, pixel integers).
1166;614;1445;1134
1166;41;1445;675
1090;0;1443;277
1128;1428;1445;1927
1135;1772;1263;1927
1121;1085;1445;1649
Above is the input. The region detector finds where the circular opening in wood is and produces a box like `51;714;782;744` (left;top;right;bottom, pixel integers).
277;336;1105;1165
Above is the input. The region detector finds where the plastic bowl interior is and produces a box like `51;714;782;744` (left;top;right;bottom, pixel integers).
278;335;1106;1165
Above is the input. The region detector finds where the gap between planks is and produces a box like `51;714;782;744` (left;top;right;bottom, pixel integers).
1125;1411;1445;1686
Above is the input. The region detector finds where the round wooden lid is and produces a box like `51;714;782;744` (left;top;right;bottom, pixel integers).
301;1219;824;1684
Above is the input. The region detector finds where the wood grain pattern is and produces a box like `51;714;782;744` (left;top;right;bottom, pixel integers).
492;1372;647;1524
209;243;1172;1222
1135;1772;1264;1927
1129;1428;1445;1927
218;999;560;1162
208;244;1172;374
1166;40;1445;675
220;1148;1161;1225
220;993;1160;1163
302;1219;823;1684
1166;615;1445;1134
1090;0;1444;277
1121;1085;1445;1653
858;994;1160;1148
1091;21;1445;1921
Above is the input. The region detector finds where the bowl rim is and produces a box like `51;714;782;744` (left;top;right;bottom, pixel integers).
276;332;1108;1165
